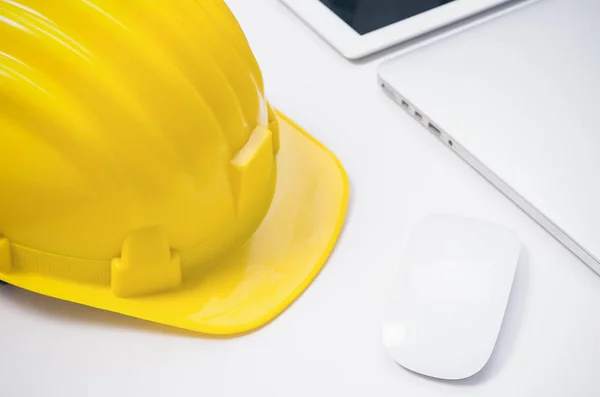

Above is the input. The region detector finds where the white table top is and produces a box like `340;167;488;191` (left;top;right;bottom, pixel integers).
1;1;600;396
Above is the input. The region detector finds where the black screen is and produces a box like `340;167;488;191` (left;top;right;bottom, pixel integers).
319;0;457;35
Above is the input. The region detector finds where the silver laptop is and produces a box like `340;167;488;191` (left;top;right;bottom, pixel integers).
378;0;600;275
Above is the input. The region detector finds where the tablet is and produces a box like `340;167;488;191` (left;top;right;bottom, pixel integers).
280;0;515;59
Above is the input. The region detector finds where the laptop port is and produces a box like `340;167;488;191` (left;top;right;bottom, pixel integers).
428;123;441;136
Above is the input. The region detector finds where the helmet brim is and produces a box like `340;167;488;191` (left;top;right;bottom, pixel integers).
0;111;349;335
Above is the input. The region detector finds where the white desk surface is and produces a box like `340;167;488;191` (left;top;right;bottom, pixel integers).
1;1;599;396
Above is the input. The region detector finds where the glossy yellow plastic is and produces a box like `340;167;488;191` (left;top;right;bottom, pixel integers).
0;0;349;334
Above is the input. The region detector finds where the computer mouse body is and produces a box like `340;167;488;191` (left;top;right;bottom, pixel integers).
382;214;520;380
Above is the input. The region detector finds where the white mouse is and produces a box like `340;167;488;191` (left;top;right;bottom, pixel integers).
382;214;520;380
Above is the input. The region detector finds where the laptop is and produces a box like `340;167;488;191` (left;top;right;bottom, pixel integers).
378;0;600;275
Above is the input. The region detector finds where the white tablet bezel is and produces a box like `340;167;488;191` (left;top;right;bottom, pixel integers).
280;0;514;59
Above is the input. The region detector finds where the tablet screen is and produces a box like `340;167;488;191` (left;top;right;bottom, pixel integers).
319;0;457;35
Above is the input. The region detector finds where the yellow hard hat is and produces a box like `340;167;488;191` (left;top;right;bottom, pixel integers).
0;0;348;334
